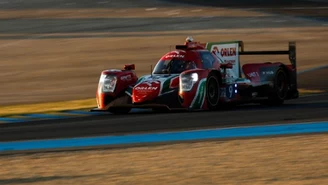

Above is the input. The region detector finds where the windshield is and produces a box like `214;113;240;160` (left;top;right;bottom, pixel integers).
152;59;197;74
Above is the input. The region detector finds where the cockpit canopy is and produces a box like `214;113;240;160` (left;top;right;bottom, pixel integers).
152;58;197;74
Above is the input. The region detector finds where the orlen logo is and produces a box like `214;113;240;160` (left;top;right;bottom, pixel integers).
212;46;219;56
165;54;184;58
220;47;236;57
135;86;158;91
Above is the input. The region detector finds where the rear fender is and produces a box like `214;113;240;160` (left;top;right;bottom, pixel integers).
179;68;209;109
242;62;284;83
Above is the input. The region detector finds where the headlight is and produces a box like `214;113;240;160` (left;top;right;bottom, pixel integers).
180;72;198;92
99;74;117;93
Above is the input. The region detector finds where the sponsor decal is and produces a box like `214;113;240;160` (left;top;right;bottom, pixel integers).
259;67;276;82
211;46;219;56
164;54;185;58
207;42;240;80
262;71;274;75
220;47;236;57
135;86;158;91
247;72;259;78
120;74;132;81
211;47;236;58
133;75;179;96
134;79;161;95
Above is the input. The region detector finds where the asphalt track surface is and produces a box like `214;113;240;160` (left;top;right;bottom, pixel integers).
1;67;328;142
0;0;327;144
0;1;327;35
3;16;326;35
1;0;327;9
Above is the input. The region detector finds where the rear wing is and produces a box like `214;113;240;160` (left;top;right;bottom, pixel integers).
238;41;296;69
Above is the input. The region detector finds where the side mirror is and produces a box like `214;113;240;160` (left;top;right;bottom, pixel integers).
124;64;135;70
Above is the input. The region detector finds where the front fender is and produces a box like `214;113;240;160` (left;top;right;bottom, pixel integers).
96;69;138;109
179;69;209;109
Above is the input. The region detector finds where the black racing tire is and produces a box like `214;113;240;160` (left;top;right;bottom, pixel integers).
206;73;220;110
108;107;132;114
266;68;289;106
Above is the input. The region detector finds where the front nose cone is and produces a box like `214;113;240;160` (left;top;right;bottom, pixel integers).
132;82;160;103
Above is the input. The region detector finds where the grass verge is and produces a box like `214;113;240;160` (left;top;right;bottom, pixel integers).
0;89;324;117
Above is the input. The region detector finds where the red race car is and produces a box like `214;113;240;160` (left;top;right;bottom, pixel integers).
91;37;298;114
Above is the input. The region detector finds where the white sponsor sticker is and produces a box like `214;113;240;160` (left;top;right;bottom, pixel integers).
164;54;185;58
135;86;158;91
120;74;132;81
209;42;240;80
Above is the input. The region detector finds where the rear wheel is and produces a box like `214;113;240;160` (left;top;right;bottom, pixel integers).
206;73;220;110
266;68;289;106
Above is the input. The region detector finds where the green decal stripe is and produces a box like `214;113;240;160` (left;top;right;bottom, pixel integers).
136;76;146;84
190;79;206;109
199;81;207;108
125;86;133;96
161;75;179;94
197;80;207;109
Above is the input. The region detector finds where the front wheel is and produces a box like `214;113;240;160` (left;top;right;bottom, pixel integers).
206;73;220;110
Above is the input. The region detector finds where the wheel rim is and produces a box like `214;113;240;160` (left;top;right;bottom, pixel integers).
207;76;219;106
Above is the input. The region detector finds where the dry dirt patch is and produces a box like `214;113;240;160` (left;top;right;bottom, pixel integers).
0;27;327;106
0;134;327;185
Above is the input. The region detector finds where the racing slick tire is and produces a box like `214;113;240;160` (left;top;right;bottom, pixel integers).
108;107;132;114
206;73;221;110
265;67;289;106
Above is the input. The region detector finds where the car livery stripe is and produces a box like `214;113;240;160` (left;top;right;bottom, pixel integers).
160;75;178;94
190;78;206;109
125;88;132;97
200;85;207;109
136;76;146;84
125;76;147;96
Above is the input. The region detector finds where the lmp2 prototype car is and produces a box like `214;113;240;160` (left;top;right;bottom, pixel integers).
91;37;298;114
